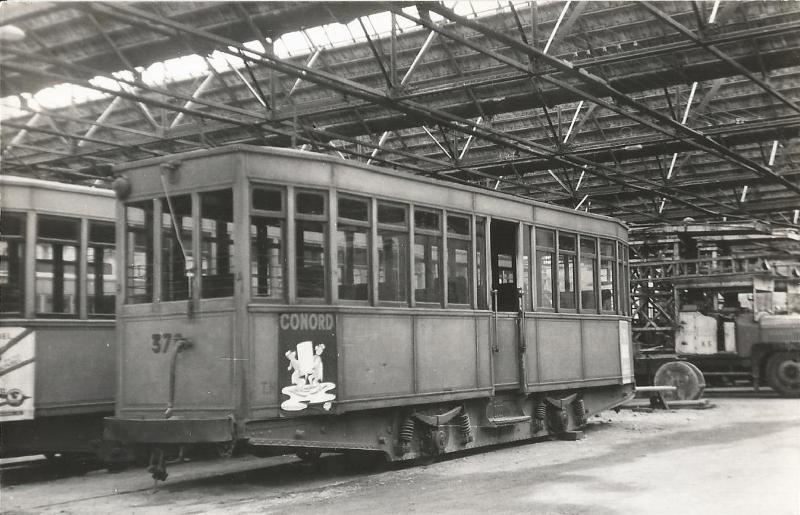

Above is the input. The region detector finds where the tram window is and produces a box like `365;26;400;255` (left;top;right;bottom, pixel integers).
252;188;282;212
447;214;471;306
558;232;577;310
199;190;234;298
251;217;284;299
600;239;616;312
296;192;325;216
339;196;369;222
125;202;154;304
36;216;79;315
580;236;598;312
377;202;408;303
414;209;441;304
296;190;328;300
161;195;192;302
619;242;629;315
476;218;487;309
523;227;531;311
296;221;326;299
87;221;116;316
0;212;25;315
535;228;555;309
337;196;370;301
378;203;406;225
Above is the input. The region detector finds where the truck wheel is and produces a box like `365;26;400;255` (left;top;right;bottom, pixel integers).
766;352;800;397
653;361;704;400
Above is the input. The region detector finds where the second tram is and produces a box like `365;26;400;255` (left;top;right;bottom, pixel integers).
0;176;119;460
104;146;635;479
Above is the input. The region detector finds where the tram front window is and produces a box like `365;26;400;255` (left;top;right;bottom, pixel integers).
36;216;79;315
161;195;192;302
0;212;25;315
200;189;234;298
125;202;154;303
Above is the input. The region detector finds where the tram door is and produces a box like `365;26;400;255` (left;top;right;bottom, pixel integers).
490;220;525;390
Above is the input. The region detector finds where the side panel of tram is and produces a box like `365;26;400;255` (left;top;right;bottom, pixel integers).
106;147;633;468
0;178;117;458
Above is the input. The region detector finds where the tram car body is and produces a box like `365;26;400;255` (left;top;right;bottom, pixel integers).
1;176;117;459
104;146;634;477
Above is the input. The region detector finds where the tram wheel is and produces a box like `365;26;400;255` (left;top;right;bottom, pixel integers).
766;352;800;398
653;361;704;401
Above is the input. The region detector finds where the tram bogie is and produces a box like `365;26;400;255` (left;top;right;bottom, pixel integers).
104;146;635;479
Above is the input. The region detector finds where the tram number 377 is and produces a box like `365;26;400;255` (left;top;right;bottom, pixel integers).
150;333;185;354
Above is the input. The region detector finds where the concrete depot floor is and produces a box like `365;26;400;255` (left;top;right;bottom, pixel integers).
1;397;799;515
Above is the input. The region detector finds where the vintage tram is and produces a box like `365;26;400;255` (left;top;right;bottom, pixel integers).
103;146;635;480
0;176;118;460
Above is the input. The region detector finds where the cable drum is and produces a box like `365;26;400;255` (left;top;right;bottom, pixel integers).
653;361;706;401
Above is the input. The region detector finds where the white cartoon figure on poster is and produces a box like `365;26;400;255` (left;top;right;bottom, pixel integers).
281;340;336;412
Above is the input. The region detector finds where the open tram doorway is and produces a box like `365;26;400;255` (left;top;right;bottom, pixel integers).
490;220;519;312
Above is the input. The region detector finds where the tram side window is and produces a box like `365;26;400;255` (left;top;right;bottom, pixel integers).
447;214;471;305
251;187;284;300
200;189;234;298
414;209;442;304
36;216;79;315
523;227;531;311
377;202;408;303
600;239;616;312
476;218;487;309
337;196;370;301
619;242;629;315
580;236;598;312
126;202;154;303
87;221;116;316
296;191;327;300
535;228;555;309
0;212;25;315
161;195;192;302
558;232;577;310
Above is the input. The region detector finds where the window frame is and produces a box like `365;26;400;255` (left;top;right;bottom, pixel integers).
336;194;372;305
294;188;329;303
86;220;116;318
578;235;599;314
376;200;410;306
0;210;26;317
444;211;472;308
250;184;287;302
413;207;443;306
34;215;81;317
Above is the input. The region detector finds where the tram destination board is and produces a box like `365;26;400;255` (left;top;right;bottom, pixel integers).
278;313;338;416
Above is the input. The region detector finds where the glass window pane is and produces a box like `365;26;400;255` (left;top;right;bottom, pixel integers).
87;221;116;316
558;253;576;310
523;227;531;310
447;215;470;236
252;188;282;212
297;192;325;216
414;234;441;303
414;209;440;231
251;217;284;299
378;203;406;225
559;232;576;252
161;195;192;302
36;217;79;315
536;228;555;248
200;190;234;299
378;230;408;302
296;220;326;298
600;239;615;257
536;250;554;308
126;202;153;304
337;225;369;301
0;212;25;314
447;238;470;304
338;197;369;222
601;258;616;311
580;236;596;255
476;218;487;310
580;256;597;311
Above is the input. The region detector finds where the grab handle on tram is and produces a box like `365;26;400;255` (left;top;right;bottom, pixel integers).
517;288;526;352
491;289;499;352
